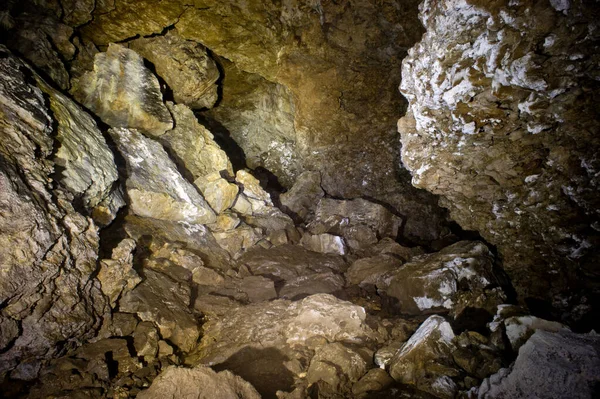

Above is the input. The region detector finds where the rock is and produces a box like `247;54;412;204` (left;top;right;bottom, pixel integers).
68;36;98;80
374;342;405;370
309;198;403;252
72;44;173;137
212;212;241;232
119;268;199;353
280;171;324;221
212;225;262;259
190;294;383;367
196;172;239;214
193;294;241;319
477;330;600;399
306;342;368;394
95;312;139;340
202;59;301;187
91;185;127;226
109;127;216;225
346;255;403;288
76;338;142;375
381;241;502;319
161;102;233;179
0;47;106;380
34;65;118;212
352;368;395;397
137;365;261;399
238;276;278;303
301;233;347;255
5;14;74;89
134;322;159;361
369;238;425;261
123;215;231;272
398;0;600;303
279;272;346;300
60;0;94;26
129;31;220;109
388;315;459;399
238;244;348;283
97;238;141;308
451;331;502;380
236;169;271;204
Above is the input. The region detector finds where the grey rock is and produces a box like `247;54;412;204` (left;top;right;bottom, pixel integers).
280;171;324;222
477;330;600;399
137;365;261;399
306;342;368;394
301;233;347;255
97;238;141;308
129;31;220;109
352;368;395;397
346;255;403;287
72;43;173;137
279;272;345;300
109;127;216;225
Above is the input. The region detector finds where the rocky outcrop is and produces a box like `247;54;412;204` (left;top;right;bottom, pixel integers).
398;0;600;304
72;44;173;137
477;330;600;398
129;31;220;109
0;47;107;380
109;127;216;224
137;365;261;399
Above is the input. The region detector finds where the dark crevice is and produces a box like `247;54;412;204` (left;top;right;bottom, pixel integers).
194;114;248;172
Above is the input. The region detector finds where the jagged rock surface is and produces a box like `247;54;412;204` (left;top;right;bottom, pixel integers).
0;46;107;381
129;31;220;109
72;44;173;137
398;0;600;305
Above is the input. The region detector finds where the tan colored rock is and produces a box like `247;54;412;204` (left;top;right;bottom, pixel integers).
137;365;261;399
346;255;403;287
280;171;324;222
192;266;225;287
301;233;347;255
381;241;501;317
213;225;262;259
398;0;600;304
307;342;368;394
129;31;219;109
109;127;216;225
352;368;394;397
72;44;173;137
134;322;159;361
388;315;459;399
97;238;141;308
279;272;345;300
195;172;239;214
119;268;199;353
212;212;241;232
161;103;233;178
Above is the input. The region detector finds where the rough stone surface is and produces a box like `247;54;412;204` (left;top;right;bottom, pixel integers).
119;268;199;353
130;31;220;109
306;342;368;394
109;127;216;225
398;0;600;303
352;368;395;397
477;330;600;399
0;47;106;380
72;43;173;137
381;241;502;317
301;233;347;255
97;238;141;308
346;255;404;288
388;315;458;399
137;365;261;399
35;77;118;211
279;272;345;300
280;171;324;222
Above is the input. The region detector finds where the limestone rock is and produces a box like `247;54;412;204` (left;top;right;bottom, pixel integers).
161;102;233;179
309;198;403;252
119;268;199;353
306;342;368;394
301;233;347;255
195;172;239;214
137;365;261;399
109;127;216;225
212;225;262;259
75;338;142;375
72;44;173;137
477;330;600;399
279;272;345;300
97;238;141;308
129;31;219;109
346;255;403;288
34;78;118;211
0;47;106;380
352;368;395;397
60;0;94;26
280;171;324;221
452;331;502;381
202;59;301;187
398;0;600;303
388;315;459;399
133;322;159;361
238;244;348;283
381;241;501;318
69;36;99;80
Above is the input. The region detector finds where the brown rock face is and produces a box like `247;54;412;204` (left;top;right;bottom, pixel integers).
398;0;600;304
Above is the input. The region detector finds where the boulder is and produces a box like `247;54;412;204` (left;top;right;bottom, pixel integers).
306;342;368;394
72;44;173;137
279;272;345;300
352;368;395;397
388;315;459;399
129;31;219;109
381;241;503;319
97;238;141;308
137;365;260;399
477;330;600;399
109;127;216;225
279;171;324;221
346;255;403;288
301;233;347;255
119;268;199;353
